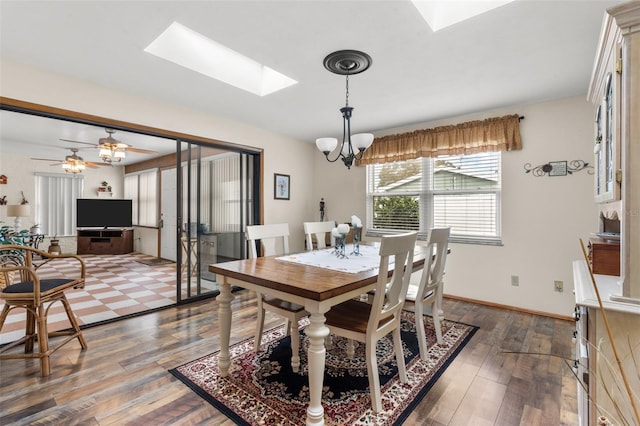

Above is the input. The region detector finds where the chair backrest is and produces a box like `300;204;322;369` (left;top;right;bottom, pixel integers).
368;231;417;334
303;221;335;250
415;227;451;299
245;223;290;258
0;245;30;290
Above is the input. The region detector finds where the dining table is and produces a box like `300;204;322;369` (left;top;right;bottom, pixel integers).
209;243;426;426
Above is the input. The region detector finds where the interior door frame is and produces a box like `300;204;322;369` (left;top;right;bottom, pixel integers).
1;96;265;305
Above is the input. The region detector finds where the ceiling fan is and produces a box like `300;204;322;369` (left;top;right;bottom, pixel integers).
31;148;110;174
61;128;158;163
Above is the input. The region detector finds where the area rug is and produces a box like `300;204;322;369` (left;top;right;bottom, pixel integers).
135;257;175;266
170;311;477;425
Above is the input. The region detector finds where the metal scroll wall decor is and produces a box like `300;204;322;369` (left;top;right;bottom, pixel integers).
524;160;594;177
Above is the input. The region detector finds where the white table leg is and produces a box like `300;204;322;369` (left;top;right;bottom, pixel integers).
304;307;330;426
217;277;234;377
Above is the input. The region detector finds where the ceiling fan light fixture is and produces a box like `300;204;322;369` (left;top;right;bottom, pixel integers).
114;149;126;160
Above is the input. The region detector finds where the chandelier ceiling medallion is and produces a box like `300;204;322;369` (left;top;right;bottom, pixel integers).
315;50;374;169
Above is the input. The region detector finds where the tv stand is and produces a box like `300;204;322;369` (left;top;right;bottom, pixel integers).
77;229;133;255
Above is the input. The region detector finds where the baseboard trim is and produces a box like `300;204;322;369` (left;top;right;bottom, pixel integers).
443;294;573;322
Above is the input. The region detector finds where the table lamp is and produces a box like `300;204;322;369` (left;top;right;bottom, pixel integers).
7;204;30;232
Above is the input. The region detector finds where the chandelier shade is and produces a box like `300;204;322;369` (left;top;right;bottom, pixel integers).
316;50;374;169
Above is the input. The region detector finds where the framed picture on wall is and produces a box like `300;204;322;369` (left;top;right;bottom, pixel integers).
274;173;290;200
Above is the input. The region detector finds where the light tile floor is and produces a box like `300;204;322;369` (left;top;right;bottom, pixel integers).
0;253;182;345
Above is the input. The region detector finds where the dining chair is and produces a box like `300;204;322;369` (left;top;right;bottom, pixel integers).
0;244;88;376
245;223;308;372
303;220;335;251
404;227;450;361
324;231;417;413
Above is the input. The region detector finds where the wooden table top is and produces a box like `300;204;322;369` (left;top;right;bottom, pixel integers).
209;250;425;302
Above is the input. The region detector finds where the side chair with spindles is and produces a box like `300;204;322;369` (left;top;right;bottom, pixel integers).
0;244;88;376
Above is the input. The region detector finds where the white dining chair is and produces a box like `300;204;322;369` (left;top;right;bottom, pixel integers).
404;227;450;361
246;223;308;373
324;231;417;413
303;221;335;251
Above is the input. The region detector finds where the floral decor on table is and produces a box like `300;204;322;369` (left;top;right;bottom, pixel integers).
350;215;363;256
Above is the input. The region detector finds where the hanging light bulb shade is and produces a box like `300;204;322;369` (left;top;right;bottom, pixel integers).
113;148;126;161
99;146;112;162
316;50;374;169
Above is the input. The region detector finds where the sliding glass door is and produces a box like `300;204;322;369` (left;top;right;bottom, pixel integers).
175;141;257;303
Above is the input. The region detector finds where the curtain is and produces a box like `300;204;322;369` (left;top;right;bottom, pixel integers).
124;170;158;226
210;153;241;233
357;114;522;166
35;173;84;237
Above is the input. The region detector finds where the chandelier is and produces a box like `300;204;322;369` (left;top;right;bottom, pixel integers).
62;149;86;174
315;50;374;169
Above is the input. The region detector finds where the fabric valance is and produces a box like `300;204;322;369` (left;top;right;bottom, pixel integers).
357;114;522;166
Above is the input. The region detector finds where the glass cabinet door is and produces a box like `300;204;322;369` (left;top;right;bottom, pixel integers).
594;71;620;203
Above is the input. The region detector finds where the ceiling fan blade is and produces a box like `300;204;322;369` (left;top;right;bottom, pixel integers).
127;147;158;155
59;138;97;147
86;161;111;167
31;157;60;162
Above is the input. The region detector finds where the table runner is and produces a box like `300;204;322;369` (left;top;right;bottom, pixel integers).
277;244;393;274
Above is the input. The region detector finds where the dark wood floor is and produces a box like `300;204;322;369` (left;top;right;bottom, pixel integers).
0;291;578;425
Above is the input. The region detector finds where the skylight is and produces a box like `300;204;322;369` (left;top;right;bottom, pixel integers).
411;0;517;32
144;22;297;96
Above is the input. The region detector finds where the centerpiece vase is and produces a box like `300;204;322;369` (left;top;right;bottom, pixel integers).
351;226;362;256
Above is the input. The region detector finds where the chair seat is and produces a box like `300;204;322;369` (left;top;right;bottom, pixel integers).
2;278;76;295
325;299;395;334
405;284;434;303
326;299;371;333
262;296;306;313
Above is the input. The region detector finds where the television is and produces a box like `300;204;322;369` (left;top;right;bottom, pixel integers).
76;199;133;229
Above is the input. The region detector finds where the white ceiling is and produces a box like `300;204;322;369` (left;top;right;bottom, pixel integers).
0;0;623;165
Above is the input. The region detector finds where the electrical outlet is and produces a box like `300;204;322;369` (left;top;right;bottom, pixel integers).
511;275;519;286
554;280;563;292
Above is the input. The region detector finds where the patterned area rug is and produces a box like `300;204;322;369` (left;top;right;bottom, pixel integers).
170;311;477;425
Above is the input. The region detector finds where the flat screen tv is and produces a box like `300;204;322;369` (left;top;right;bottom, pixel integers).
76;199;133;229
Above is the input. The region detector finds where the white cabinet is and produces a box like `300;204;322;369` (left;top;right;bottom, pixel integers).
577;3;640;424
588;1;640;301
573;261;640;426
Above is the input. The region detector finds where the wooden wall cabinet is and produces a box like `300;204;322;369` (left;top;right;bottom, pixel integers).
588;238;621;276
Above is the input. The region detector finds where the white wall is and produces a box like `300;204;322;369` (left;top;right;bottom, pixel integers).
1;60;598;317
314;96;599;317
1;59;317;253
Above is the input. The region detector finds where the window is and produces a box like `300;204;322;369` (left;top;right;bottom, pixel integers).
124;169;158;227
366;152;501;244
35;173;84;237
